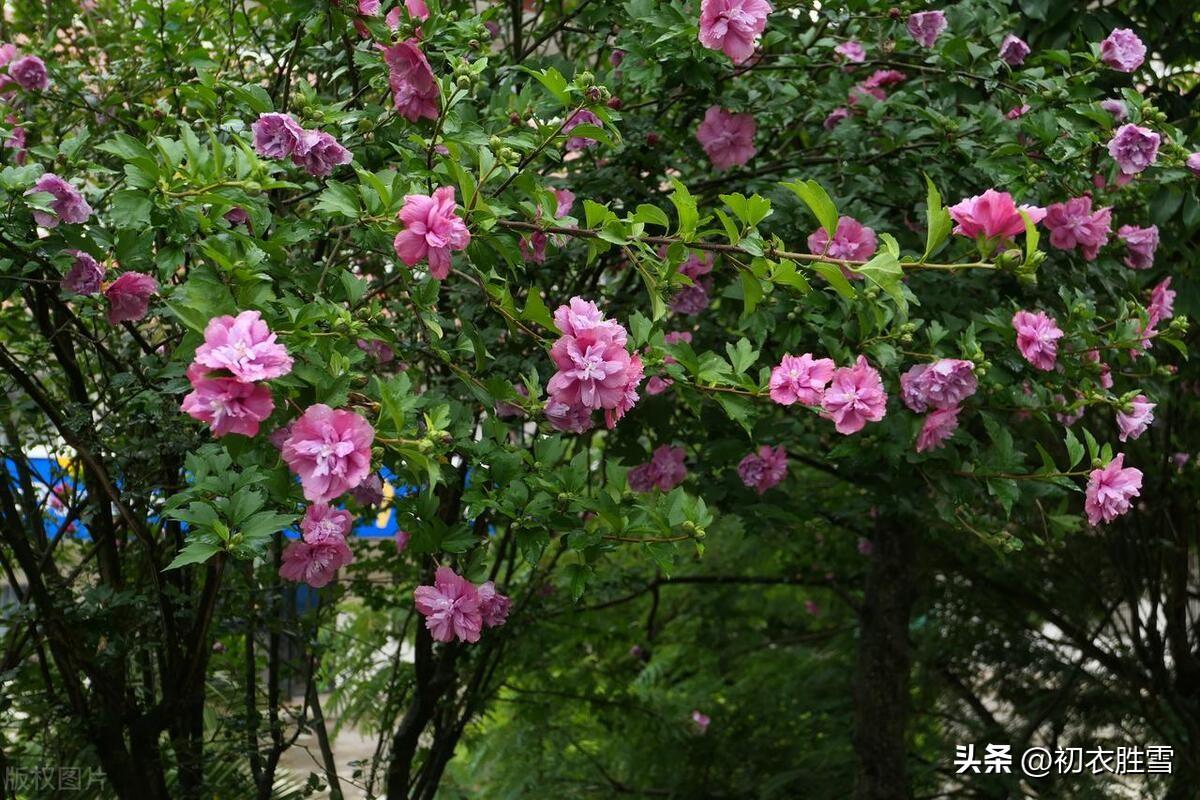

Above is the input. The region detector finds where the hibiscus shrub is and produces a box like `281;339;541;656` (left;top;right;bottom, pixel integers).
0;0;1197;798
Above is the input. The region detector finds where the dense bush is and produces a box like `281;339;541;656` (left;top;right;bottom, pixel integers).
1;1;1198;798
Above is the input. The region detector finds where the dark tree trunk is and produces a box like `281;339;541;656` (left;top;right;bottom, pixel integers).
852;519;918;800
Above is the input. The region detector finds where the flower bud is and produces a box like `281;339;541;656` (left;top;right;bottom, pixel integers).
456;75;472;90
577;70;594;87
607;96;623;110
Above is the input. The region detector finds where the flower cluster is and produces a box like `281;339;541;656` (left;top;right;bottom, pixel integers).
1099;28;1146;73
279;504;355;588
546;297;643;432
281;404;376;503
900;360;977;454
104;272;159;324
1084;454;1142;525
28;173;91;228
0;45;48;92
769;353;888;435
1044;196;1112;261
1012;310;1064;371
907;11;947;48
251;112;351;177
414;567;511;643
181;311;293;439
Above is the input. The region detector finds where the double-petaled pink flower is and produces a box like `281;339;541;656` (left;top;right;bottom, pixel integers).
1099;28;1145;73
1148;277;1174;326
698;0;772;64
1116;395;1154;442
251;112;351;177
1117;224;1158;270
1044;196;1112;261
948;189;1045;247
414;567;510;643
194;310;294;382
61;250;104;295
10;55;48;90
822;356;887;435
291;130;351;177
104;272;158;324
769;353;834;406
900;359;977;412
181;364;275;438
546;298;642;430
628;445;688;492
999;34;1030;66
907;11;947;48
1012;310;1063;371
28;173;92;228
279;503;355;588
1108;124;1159;175
807;216;877;262
281;404;376;503
695;106;756;170
670;252;713;316
916;406;960;453
563;109;603;151
1084;454;1142;525
737;444;787;494
393;186;470;279
383;40;440;122
834;40;866;63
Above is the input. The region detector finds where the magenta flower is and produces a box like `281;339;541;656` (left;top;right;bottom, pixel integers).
104;271;158;324
645;376;673;395
857;537;874;556
181;364;275;438
393;186;470;279
9;55;47;90
61;250;104;295
546;298;641;431
1100;99;1127;121
405;0;430;20
998;34;1029;66
28;173;92;228
670;283;710;315
907;11;947;48
251;112;306;159
279;538;354;588
1188;153;1200;177
1012;310;1063;372
1006;104;1030;120
822;356;888;435
916;406;960;453
737;444;788;494
627;445;687;492
554;188;576;217
769;353;835;406
1148;277;1175;326
1044;196;1112;261
1116;395;1155;442
349;472;385;506
899;359;977;413
834;40;866;63
691;710;711;734
383;40;440;123
291;130;351;177
301;503;354;543
477;581;512;628
194;310;294;382
1108;124;1160;175
554;296;608;336
563;109;603;151
281;404;375;503
1099;28;1146;73
698;0;772;64
394;529;410;552
807;216;877;261
1117;224;1159;270
225;207;251;229
861;69;906;89
824;107;850;130
948;189;1045;245
414;567;484;643
544;397;594;433
357;338;395;365
1084;454;1142;525
695;106;757;170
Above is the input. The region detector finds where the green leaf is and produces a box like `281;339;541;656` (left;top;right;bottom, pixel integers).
739;272;763;317
922;175;952;260
521;287;558;332
237;512;296;544
521;66;570;105
1020;209;1040;262
631;204;670;228
783;179;838;238
668;178;698;240
165;540;221;570
725;337;759;375
110;191;153;228
808;261;856;299
1064;428;1084;469
315;181;361;218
